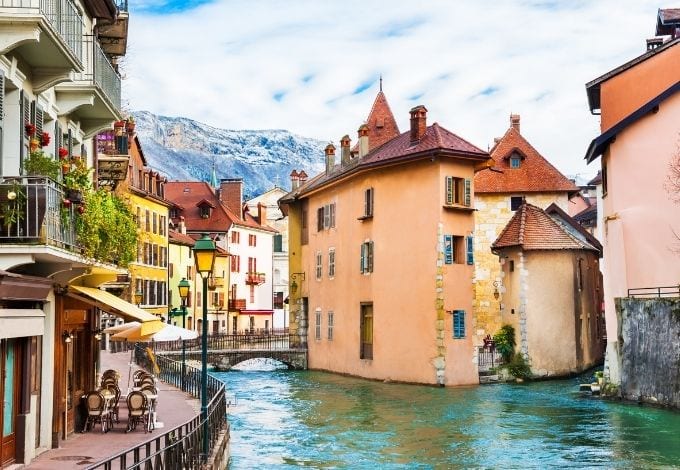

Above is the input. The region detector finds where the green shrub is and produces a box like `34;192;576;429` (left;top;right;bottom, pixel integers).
507;353;532;380
493;324;516;362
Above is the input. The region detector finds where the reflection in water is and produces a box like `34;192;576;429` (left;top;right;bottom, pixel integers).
214;368;680;469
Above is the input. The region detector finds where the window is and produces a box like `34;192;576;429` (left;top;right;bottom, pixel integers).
601;161;608;197
360;241;374;273
200;205;210;218
327;311;334;340
443;235;473;265
466;235;474;265
363;187;374;218
510;196;523;211
445;176;471;207
510;156;521;168
328;248;335;277
577;258;583;291
509;260;515;272
452;310;465;338
248;257;256;273
136;207;141;229
315;251;323;280
249;285;255;303
231;231;240;244
302;201;309;245
231;255;240;272
360;304;373;359
273;234;283;252
273;292;284;309
248;234;257;247
152;212;157;234
315;309;321;340
145;209;150;232
317;203;336;231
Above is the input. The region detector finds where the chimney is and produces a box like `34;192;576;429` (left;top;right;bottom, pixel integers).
409;105;427;144
340;135;351;166
324;143;336;176
358;124;369;159
510;114;520;132
646;37;664;51
257;202;267;225
219;178;243;219
178;216;186;235
290;170;299;190
298;170;308;185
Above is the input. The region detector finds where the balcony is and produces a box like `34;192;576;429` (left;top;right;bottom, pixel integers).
0;0;84;90
228;299;246;311
97;0;129;57
0;175;78;252
55;35;122;135
208;276;225;290
245;272;266;286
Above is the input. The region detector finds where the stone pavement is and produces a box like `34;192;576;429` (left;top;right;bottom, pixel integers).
23;350;200;469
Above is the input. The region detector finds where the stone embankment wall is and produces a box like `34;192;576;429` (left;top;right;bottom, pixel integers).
616;297;680;408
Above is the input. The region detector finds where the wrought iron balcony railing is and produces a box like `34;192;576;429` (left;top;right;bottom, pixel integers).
228;299;246;310
74;35;121;110
0;176;78;251
245;272;266;286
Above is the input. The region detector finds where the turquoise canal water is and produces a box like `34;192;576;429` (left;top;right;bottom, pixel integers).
214;368;680;469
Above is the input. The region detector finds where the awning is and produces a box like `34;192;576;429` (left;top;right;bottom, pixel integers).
0;309;45;339
68;286;164;336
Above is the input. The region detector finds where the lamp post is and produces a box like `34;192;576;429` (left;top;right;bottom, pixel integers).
178;277;190;391
192;233;217;461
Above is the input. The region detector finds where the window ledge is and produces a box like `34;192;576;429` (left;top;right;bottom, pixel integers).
357;214;373;221
443;204;476;212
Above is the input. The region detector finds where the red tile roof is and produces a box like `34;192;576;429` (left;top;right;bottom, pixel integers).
492;203;598;252
475;118;578;194
168;230;195;246
165;182;277;233
364;91;401;151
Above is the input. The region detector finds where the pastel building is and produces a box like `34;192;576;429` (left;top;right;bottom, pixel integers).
472;115;578;348
584;9;680;383
280;91;490;386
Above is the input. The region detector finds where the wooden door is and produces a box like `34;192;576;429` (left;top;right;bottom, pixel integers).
1;339;18;466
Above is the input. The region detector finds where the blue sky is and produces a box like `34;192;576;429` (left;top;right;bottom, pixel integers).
122;0;666;180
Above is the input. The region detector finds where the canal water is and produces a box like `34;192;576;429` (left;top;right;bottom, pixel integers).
214;364;680;469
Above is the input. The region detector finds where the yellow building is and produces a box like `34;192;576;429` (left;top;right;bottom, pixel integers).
122;134;172;319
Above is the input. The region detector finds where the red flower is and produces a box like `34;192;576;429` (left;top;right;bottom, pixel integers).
25;123;36;136
58;147;69;159
41;132;51;147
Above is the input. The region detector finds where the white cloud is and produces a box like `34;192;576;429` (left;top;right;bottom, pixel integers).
122;0;665;179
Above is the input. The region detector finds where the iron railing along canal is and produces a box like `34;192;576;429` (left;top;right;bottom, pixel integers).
627;286;680;298
86;346;229;470
149;331;304;353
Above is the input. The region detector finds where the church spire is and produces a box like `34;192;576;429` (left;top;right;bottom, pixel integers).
363;82;400;151
210;156;218;189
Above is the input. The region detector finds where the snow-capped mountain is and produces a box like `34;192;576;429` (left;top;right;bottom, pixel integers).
133;111;326;198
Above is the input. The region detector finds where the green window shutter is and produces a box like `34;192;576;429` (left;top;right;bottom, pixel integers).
360;242;366;273
330;203;336;228
445;176;453;205
273;234;283;252
466;235;474;265
367;241;374;272
444;235;453;265
464;179;471;207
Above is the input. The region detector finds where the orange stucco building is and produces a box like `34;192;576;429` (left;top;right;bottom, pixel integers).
584;9;680;384
280;91;490;386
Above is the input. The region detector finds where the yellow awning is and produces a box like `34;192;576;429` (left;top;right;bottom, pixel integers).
69;286;164;336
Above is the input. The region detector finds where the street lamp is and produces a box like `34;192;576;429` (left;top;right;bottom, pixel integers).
178;277;190;391
192;233;216;461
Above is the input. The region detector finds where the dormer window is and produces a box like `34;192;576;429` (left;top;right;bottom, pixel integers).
510;156;521;168
200;206;210;218
196;199;216;219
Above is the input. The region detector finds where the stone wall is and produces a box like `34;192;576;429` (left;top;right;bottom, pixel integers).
472;192;568;346
616;297;680;408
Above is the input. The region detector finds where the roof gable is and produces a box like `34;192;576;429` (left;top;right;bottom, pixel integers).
492;203;598;252
475;121;577;194
364;91;400;151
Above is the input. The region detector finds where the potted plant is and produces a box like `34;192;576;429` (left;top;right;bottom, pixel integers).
125;116;136;133
62;158;92;203
0;179;27;233
22;149;61;180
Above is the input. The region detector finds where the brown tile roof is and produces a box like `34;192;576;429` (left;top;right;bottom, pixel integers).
474;118;578;194
168;230;195;246
657;8;680;36
285;122;488;199
492;203;598;252
364;91;401;151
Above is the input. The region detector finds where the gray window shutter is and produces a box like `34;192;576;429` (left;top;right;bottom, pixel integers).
54;121;62;157
20;91;29;167
464;179;471;207
360;243;366;273
0;71;4;164
445;176;453;205
35;105;44;140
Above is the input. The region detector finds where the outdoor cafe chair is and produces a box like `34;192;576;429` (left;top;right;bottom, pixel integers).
82;391;112;433
103;384;121;423
101;369;119;380
100;377;118;388
138;376;156;388
126;391;151;433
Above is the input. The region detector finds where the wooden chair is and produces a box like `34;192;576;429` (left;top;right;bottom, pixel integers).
82;391;111;433
126;391;150;433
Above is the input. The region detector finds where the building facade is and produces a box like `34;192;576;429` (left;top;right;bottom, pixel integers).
584;9;680;384
281;92;491;386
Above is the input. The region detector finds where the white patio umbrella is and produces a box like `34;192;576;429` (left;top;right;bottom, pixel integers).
110;323;198;390
103;321;140;334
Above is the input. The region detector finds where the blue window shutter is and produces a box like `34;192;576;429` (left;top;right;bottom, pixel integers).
444;235;453;265
453;310;465;338
466;235;474;265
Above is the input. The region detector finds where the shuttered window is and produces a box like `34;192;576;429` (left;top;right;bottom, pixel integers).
445;176;471;207
466;236;474;265
453;310;465;338
360;241;374;274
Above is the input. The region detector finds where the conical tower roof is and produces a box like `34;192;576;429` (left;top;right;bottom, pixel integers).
363;89;400;151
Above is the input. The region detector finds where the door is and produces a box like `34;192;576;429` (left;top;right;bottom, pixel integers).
1;339;17;466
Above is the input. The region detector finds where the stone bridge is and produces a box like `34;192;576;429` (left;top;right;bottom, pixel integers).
153;333;308;370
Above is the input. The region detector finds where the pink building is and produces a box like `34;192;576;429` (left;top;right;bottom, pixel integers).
584;9;680;383
280;91;490;386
